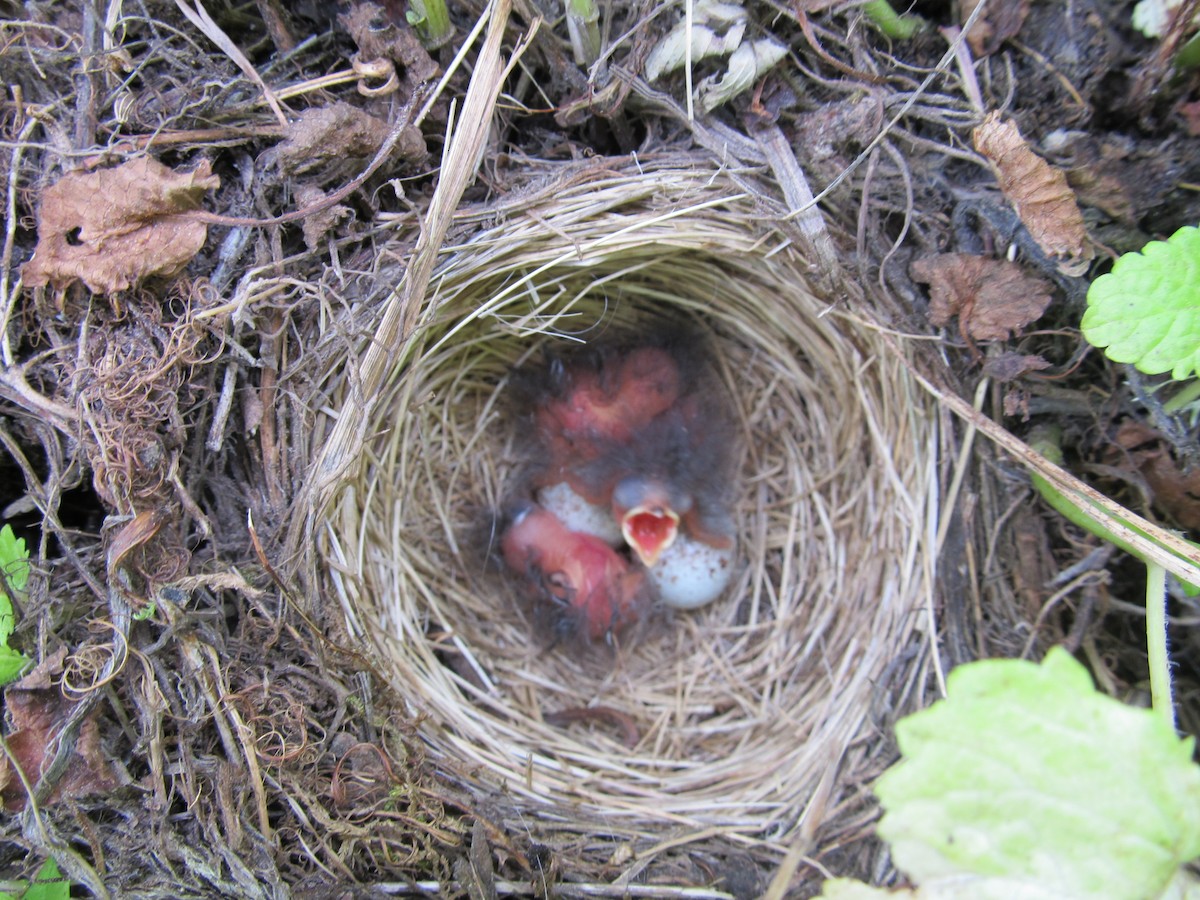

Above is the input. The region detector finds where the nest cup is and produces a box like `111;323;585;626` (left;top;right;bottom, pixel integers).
315;155;939;847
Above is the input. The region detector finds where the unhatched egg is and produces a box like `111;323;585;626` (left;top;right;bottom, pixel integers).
648;536;735;609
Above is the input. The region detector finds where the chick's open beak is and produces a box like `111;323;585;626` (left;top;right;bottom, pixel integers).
621;504;680;567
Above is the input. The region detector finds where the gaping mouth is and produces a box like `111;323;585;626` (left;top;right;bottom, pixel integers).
621;505;680;567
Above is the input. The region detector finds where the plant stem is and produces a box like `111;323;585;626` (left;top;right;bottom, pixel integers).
1146;562;1176;730
861;0;924;40
1162;377;1200;414
564;0;602;66
408;0;454;48
1027;425;1200;595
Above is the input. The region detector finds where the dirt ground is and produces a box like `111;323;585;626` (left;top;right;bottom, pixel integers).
1;0;1199;896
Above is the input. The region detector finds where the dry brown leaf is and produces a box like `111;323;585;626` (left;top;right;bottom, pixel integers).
1141;453;1200;531
1002;387;1031;419
1;649;119;811
339;1;439;83
295;184;351;251
1110;420;1200;530
22;157;220;294
972;112;1093;272
961;0;1030;56
911;252;1053;341
1180;100;1200;137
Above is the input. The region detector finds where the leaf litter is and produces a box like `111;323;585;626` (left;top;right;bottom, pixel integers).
1;0;1199;896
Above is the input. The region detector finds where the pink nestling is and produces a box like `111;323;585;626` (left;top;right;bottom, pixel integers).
501;501;647;641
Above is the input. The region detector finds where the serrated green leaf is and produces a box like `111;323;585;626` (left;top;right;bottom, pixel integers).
875;648;1200;900
1082;226;1200;380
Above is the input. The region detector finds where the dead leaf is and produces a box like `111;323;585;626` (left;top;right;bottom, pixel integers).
961;0;1030;56
1;649;120;811
275;102;418;176
105;507;169;574
1110;420;1200;530
983;351;1052;382
1002;387;1032;419
339;2;439;84
1180;100;1200;137
972;112;1093;272
22;157;220;294
294;104;383;160
453;819;498;900
1141;453;1200;530
911;253;1053;341
330;742;394;809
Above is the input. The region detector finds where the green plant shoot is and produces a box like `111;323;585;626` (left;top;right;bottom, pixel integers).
407;0;453;48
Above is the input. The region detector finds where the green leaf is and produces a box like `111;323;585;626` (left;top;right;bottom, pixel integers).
875;648;1200;900
22;857;69;900
820;875;1071;898
0;524;30;648
0;525;29;594
0;646;29;686
1082;225;1200;380
819;879;900;898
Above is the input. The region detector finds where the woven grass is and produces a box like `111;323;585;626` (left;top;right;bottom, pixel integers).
303;152;942;853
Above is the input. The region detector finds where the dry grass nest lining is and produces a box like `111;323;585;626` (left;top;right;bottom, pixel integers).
317;155;940;837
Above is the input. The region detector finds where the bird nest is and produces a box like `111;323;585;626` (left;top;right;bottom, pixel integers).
303;153;941;854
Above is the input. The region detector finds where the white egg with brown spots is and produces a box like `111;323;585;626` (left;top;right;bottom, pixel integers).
648;536;735;609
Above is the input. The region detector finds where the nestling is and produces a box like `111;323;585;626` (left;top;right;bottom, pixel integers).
501;501;647;641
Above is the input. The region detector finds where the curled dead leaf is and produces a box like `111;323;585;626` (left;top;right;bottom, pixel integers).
275;102;419;177
973;112;1093;273
911;252;1053;341
295;184;351;251
22;157;220;294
